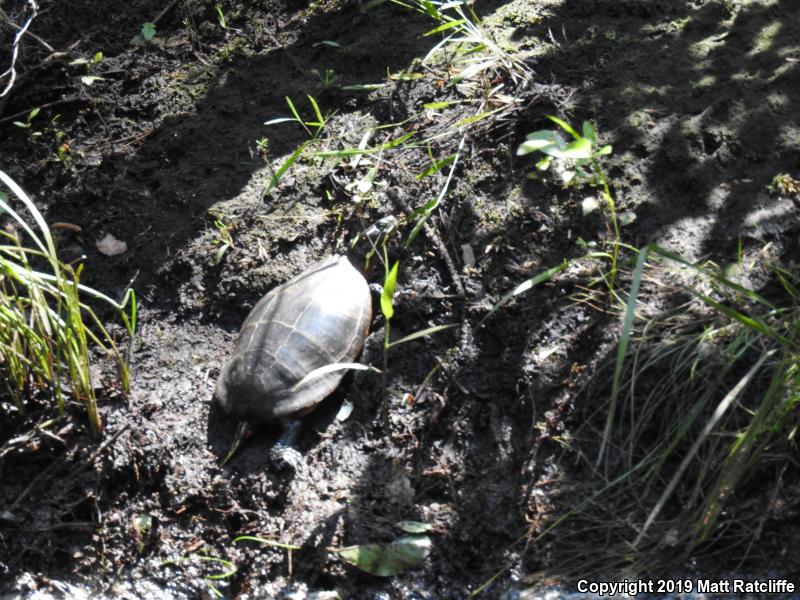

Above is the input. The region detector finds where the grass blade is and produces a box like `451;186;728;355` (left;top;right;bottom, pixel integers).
388;324;456;347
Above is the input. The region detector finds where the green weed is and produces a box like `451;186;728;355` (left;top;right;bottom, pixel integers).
70;51;105;86
311;67;337;88
211;219;234;264
535;243;800;577
0;170;135;433
263;95;330;194
12;107;42;138
255;136;270;161
407;0;531;83
140;22;156;41
518;116;620;287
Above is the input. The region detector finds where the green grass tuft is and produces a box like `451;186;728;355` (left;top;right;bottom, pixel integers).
0;169;135;433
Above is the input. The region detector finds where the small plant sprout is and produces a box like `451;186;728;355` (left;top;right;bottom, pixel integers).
311;68;337;88
265;95;328;139
162;553;236;599
518;118;612;185
518;116;620;285
12;106;42;137
255;136;270;159
335;534;432;576
55;142;70;161
212;219;234;264
345;166;379;203
263;95;330;193
141;22;156;41
69;51;105;85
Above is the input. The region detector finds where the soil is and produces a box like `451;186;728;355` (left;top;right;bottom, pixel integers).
1;0;799;598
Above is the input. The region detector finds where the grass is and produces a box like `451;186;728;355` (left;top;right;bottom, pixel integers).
0;169;136;433
524;243;800;579
260;0;532;198
402;0;531;83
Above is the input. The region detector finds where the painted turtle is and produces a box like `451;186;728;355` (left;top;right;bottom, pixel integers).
214;254;371;465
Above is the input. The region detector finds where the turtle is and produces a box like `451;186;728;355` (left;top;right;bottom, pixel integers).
214;254;372;467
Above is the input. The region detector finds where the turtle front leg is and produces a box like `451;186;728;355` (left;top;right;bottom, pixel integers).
270;419;304;472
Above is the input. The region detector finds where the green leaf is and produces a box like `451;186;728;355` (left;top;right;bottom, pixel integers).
133;513;152;534
341;83;385;91
523;129;560;145
561;137;593;159
517;130;566;157
479;260;570;327
265;141;308;194
381;132;415;149
546;114;580;140
396;521;434;534
416;153;456;179
423;19;466;36
405;196;438;247
454;110;495;128
127;289;138;337
29;107;40;120
317;40;340;47
81;75;104;86
598;144;613;156
307;95;324;125
285;96;302;123
387;324;456;348
423;101;450;110
311;132;415;159
381;261;399;320
337;536;432;577
390;72;425;81
419;0;441;20
233;535;302;550
264;117;298;126
12;121;28;128
141;22;156;41
193;556;237;580
582;120;596;143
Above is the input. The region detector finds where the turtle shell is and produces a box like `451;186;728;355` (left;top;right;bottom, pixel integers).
214;255;371;421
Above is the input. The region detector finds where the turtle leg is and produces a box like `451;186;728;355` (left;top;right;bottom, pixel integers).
269;419;304;472
220;421;253;466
